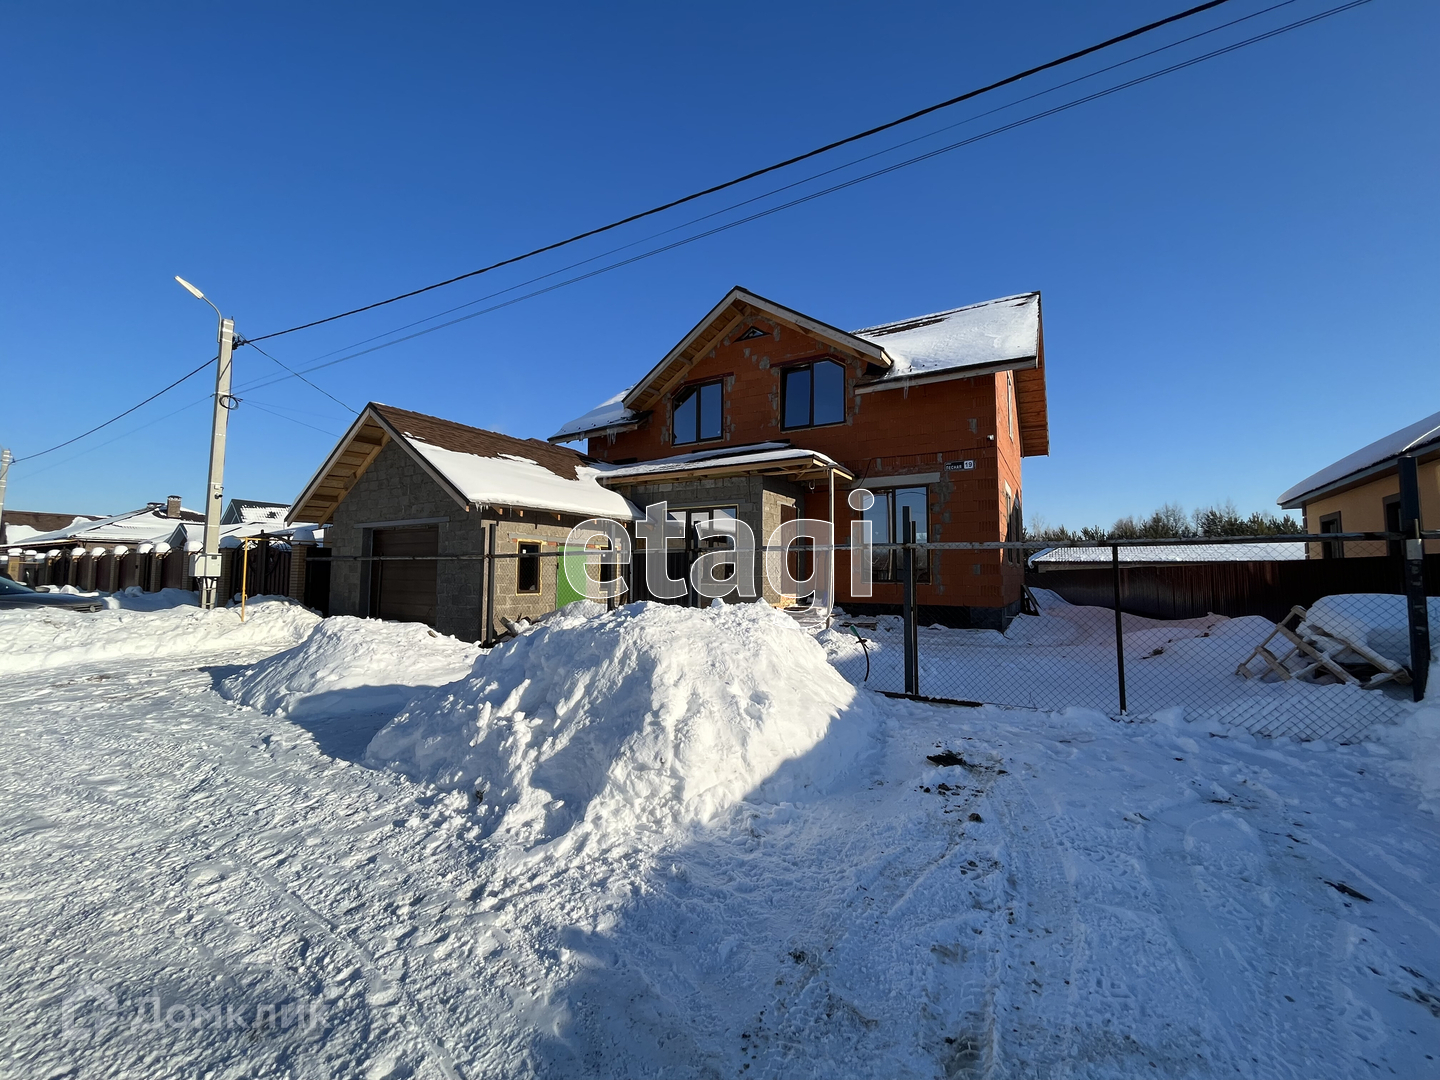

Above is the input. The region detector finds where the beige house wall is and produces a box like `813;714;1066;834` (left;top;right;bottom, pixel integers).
1299;456;1440;557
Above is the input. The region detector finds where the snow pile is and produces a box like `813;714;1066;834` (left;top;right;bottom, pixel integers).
219;617;482;720
365;600;880;846
0;590;320;674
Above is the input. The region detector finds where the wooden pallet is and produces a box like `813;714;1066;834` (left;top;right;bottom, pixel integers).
1237;604;1410;689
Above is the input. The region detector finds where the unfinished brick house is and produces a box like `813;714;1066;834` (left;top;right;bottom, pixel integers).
551;286;1049;628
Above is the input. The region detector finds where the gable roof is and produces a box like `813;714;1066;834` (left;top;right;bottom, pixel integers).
620;286;888;417
1278;408;1440;508
550;287;1048;455
290;403;635;524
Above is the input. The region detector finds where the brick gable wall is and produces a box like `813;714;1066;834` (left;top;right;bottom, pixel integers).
589;315;1026;615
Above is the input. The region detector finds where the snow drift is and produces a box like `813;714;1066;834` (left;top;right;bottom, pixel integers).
364;600;881;846
0;590;319;674
219;616;481;720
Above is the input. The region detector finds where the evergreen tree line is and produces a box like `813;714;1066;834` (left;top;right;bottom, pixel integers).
1025;501;1301;543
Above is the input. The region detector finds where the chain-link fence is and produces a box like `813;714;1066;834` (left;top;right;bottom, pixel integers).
829;533;1436;743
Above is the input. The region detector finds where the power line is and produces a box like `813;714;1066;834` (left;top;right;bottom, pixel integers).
246;0;1238;344
16;0;1373;465
236;0;1308;395
242;338;356;413
236;0;1373;395
13;355;216;463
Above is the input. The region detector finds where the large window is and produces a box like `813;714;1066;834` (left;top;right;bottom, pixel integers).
863;486;930;583
673;381;723;445
781;359;845;430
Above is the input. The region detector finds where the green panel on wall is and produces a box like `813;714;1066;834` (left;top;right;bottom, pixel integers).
556;552;586;608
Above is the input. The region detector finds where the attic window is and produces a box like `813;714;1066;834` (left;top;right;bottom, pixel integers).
737;326;767;341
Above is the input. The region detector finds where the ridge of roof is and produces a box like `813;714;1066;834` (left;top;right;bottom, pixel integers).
851;291;1040;337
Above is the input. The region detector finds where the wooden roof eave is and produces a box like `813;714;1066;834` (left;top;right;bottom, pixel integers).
289;409;389;524
1015;308;1049;457
623;287;888;413
289;404;475;525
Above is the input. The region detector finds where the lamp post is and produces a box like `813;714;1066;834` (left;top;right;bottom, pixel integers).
176;275;235;610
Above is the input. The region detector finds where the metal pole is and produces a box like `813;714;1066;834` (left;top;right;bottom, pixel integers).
902;507;918;695
483;521;497;645
1112;544;1128;715
1399;455;1430;701
0;447;11;545
240;538;251;622
195;317;235;608
826;467;836;621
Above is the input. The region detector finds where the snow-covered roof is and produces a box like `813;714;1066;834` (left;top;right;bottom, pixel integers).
6;505;201;552
0;511;104;545
1030;542;1308;566
222;499;291;525
1278;409;1440;508
549;386;641;442
597;442;850;482
854;292;1041;381
408;440;636;520
293;404;636;524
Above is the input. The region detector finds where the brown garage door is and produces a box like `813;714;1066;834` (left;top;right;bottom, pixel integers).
369;526;438;626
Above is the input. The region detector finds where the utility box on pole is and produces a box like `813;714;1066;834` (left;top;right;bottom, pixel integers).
194;317;235;608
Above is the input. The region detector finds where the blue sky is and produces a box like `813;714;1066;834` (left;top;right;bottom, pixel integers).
1;1;1435;528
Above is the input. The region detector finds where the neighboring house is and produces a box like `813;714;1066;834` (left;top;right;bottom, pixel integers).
1278;409;1440;557
5;496;311;592
552;286;1049;628
289;403;635;639
0;510;105;547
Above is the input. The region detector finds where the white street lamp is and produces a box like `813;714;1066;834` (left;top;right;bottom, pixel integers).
176;275;236;609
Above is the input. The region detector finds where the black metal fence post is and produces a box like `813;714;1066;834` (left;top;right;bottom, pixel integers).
1399;455;1430;701
902;509;918;695
1112;544;1128;715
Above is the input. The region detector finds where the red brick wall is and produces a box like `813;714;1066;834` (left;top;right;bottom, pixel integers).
590;315;1027;609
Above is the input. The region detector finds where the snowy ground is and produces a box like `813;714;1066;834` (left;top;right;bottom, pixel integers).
1;596;1438;1079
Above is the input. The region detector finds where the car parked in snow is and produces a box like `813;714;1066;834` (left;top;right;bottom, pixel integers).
0;576;104;612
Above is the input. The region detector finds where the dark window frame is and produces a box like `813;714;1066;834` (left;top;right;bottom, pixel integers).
1383;494;1403;558
516;541;541;594
1318;511;1343;560
780;357;847;431
863;486;931;584
672;380;724;446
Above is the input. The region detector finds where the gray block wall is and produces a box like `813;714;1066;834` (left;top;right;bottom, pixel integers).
328;440;486;639
613;475;803;604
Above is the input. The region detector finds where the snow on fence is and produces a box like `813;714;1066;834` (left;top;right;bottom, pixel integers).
830;533;1436;744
